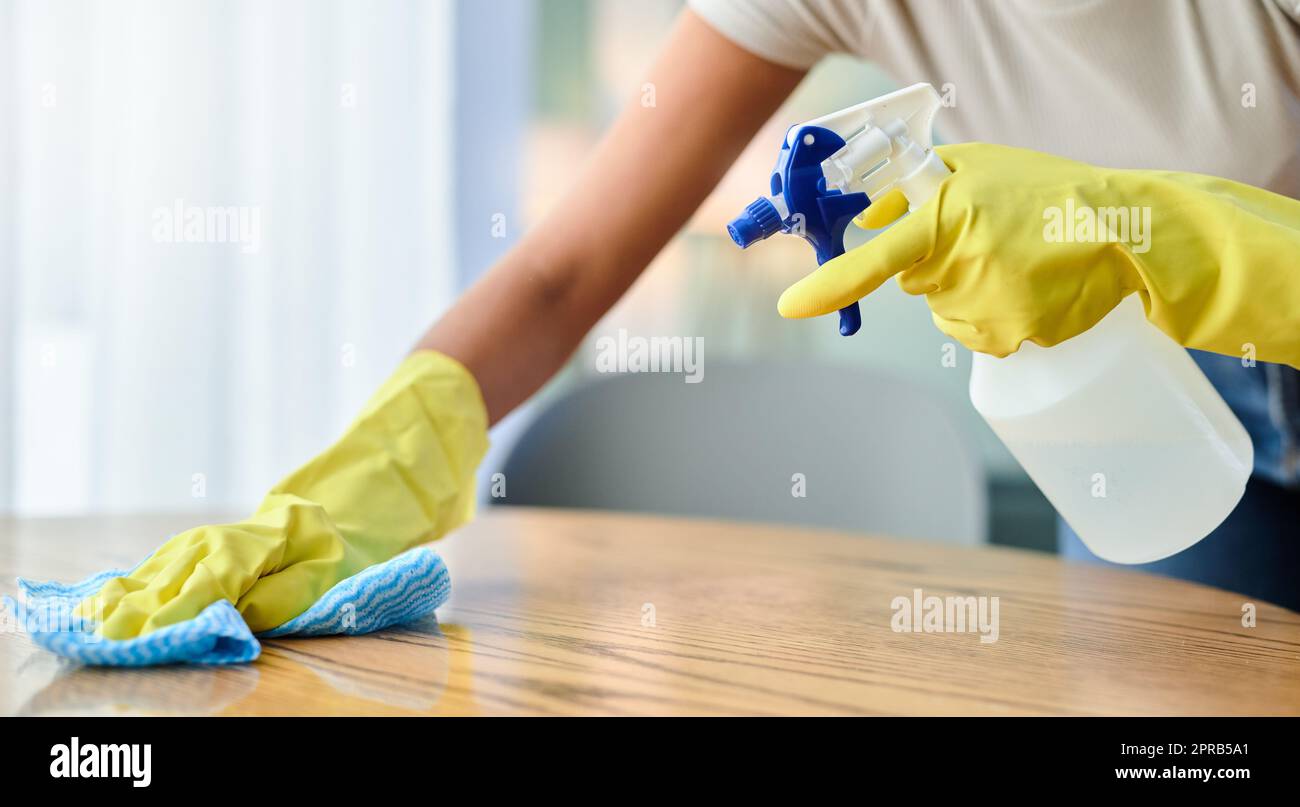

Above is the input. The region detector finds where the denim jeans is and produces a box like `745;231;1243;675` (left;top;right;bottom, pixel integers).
1057;351;1300;612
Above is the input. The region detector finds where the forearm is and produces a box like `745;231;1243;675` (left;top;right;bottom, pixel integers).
415;10;804;424
1128;170;1300;369
415;233;610;426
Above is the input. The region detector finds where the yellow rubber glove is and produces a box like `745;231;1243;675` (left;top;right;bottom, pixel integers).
778;143;1300;368
77;351;489;639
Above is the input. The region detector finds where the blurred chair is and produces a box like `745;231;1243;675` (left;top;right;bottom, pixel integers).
496;361;987;544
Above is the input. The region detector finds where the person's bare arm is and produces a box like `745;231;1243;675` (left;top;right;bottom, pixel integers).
415;10;805;424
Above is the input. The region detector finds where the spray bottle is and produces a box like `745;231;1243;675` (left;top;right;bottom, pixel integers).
727;83;1252;564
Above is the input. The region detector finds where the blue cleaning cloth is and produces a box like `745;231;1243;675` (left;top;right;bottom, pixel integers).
1;547;450;667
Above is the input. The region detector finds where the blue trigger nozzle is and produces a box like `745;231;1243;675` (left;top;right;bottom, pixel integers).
727;197;782;248
727;123;870;338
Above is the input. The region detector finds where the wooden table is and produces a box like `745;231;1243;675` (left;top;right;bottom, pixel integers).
1;508;1297;716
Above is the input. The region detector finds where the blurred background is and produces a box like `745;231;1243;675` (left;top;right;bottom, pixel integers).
0;0;1057;551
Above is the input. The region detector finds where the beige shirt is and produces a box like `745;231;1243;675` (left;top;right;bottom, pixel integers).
689;0;1300;195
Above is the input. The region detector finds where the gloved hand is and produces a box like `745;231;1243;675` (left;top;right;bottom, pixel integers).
77;351;489;639
778;143;1300;368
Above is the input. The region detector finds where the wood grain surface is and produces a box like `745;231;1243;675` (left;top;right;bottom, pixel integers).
1;508;1296;716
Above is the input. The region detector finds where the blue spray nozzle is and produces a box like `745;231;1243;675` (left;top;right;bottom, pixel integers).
727;197;783;248
726;124;872;337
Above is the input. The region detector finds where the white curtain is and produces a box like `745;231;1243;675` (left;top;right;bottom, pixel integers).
1;0;457;515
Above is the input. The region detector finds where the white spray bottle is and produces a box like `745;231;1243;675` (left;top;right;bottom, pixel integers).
727;83;1252;563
